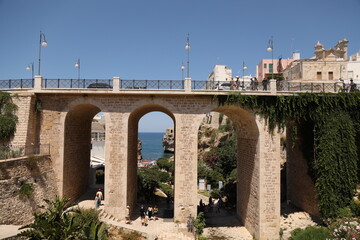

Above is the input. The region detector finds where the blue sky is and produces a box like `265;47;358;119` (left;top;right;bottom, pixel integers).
1;0;360;132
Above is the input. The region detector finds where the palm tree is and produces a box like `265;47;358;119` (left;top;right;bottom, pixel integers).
18;195;108;240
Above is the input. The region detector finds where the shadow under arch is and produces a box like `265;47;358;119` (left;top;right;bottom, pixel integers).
209;105;260;233
63;103;101;201
126;103;175;214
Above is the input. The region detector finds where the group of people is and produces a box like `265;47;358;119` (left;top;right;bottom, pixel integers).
341;79;358;92
198;196;224;214
230;77;269;91
139;205;159;226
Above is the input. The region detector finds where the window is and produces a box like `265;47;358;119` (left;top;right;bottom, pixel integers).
317;72;322;80
328;72;333;80
264;63;267;68
269;64;273;73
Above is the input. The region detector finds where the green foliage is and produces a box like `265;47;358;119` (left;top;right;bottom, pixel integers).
288;226;331;240
0;91;18;142
314;110;358;218
194;212;206;236
210;189;221;199
156;158;172;171
350;199;360;217
219;92;360;218
18;195;108;240
137;167;160;202
19;182;34;199
159;183;173;199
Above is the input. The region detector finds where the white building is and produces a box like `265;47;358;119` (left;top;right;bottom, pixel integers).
207;65;232;82
347;51;360;82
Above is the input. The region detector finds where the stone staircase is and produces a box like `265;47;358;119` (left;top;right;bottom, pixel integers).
97;209;194;240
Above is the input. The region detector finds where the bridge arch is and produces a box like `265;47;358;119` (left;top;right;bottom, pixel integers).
62;103;102;200
126;103;175;214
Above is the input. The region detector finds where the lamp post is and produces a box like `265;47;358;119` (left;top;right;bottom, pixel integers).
75;59;80;79
38;31;48;75
242;61;247;90
181;62;185;80
267;36;274;80
26;62;34;79
185;34;190;78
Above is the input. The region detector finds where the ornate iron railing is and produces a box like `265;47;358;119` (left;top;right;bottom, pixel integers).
43;79;113;89
121;79;184;90
0;78;346;93
0;79;34;89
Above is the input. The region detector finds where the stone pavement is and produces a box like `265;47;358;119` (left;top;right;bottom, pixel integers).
0;225;23;239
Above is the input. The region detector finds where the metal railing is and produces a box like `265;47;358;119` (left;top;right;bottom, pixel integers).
0;79;34;89
121;79;184;90
0;144;50;160
43;79;113;89
277;81;340;93
0;78;347;93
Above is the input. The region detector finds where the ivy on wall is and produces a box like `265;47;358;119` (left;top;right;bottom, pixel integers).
0;91;18;142
218;92;360;218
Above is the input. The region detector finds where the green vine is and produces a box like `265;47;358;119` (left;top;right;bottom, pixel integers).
218;92;360;218
0;91;18;142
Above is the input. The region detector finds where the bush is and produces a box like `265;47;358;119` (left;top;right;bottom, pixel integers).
19;182;34;199
194;212;206;236
350;199;360;217
289;226;331;240
210;189;221;199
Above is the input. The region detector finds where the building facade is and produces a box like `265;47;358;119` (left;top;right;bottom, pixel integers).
207;65;232;82
283;39;349;82
348;51;360;82
257;58;294;81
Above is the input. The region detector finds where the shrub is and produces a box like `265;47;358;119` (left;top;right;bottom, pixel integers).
288;226;331;240
194;212;206;236
351;199;360;217
19;182;34;199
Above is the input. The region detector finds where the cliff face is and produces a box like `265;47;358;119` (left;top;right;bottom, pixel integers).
162;125;232;158
138;139;142;160
162;128;174;153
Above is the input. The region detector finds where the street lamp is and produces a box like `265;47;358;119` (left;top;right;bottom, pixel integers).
26;62;34;79
38;31;48;75
267;36;274;80
185;34;190;78
242;61;247;90
181;62;185;80
75;59;80;79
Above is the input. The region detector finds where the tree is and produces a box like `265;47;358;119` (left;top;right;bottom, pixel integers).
18;195;108;240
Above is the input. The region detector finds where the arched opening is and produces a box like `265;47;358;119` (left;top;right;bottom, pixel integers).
197;106;260;238
63;103;102;201
127;105;175;221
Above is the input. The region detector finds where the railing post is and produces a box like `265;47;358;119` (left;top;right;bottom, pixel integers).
34;75;43;91
269;79;277;94
185;77;191;92
113;77;120;92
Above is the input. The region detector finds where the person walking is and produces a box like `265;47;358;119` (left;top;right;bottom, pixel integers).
153;206;158;220
125;205;131;224
262;78;268;91
140;205;146;226
96;189;103;205
95;193;100;209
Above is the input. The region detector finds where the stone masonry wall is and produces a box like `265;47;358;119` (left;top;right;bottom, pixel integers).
0;155;58;225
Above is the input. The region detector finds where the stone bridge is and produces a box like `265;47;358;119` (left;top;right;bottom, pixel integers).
4;76;328;240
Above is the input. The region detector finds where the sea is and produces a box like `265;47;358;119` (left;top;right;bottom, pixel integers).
138;132;173;161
